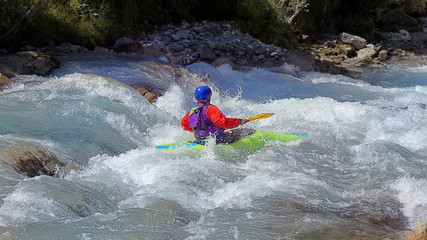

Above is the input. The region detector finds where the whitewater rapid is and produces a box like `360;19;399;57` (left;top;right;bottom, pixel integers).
0;53;426;239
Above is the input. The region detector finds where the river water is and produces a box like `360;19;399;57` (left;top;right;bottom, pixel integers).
0;52;426;239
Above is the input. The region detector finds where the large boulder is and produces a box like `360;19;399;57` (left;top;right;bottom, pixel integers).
340;32;367;50
0;51;59;76
85;73;164;103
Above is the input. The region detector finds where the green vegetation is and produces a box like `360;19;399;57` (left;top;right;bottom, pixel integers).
0;0;426;52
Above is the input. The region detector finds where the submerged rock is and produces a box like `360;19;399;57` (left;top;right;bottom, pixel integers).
0;73;13;90
0;146;76;178
132;82;164;103
85;72;166;103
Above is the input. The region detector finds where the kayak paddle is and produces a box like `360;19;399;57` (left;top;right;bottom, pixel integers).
248;113;275;122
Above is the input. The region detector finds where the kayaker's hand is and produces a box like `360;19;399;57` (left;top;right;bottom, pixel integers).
240;118;249;125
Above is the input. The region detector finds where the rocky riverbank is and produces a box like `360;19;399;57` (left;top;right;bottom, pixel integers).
2;20;427;89
135;20;427;78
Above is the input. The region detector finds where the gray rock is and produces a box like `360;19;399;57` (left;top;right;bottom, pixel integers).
357;47;377;59
0;51;59;76
378;50;388;61
340;32;367;50
170;34;180;41
283;50;315;72
200;51;217;61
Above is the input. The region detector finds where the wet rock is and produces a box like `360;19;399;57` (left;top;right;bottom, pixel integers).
132;82;164;103
401;221;427;240
144;44;175;63
0;62;18;78
85;73;133;90
200;50;217;61
283;49;315;72
211;57;235;68
140;61;205;90
143;91;157;103
0;51;60;76
0;73;13;90
113;37;145;54
41;42;89;56
0;146;75;178
85;73;163;103
94;46;110;53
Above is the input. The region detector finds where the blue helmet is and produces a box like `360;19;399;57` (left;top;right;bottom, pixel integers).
194;86;212;101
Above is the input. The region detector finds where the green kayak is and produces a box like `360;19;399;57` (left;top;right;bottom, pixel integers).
150;129;308;157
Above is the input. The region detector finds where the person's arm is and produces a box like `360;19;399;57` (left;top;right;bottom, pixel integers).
206;105;242;129
181;111;193;132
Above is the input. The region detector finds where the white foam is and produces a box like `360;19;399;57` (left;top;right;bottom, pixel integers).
391;176;427;227
0;185;66;226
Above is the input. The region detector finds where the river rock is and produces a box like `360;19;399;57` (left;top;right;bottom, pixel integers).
42;42;89;56
0;73;13;90
84;73;163;103
283;49;315;72
337;44;357;58
401;221;427;240
134;61;206;97
113;37;145;54
131;82;164;103
378;50;388;61
139;21;309;69
211;57;235;68
340;32;367;50
0;146;75;178
200;50;217;61
0;62;18;78
0;51;60;76
357;46;378;59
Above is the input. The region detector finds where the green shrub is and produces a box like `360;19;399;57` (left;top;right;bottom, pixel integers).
1;0;426;52
0;0;51;50
236;0;309;48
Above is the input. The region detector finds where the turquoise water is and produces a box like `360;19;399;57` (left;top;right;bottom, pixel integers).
0;53;426;239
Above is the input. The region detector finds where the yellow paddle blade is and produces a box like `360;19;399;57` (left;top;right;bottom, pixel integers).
248;113;275;122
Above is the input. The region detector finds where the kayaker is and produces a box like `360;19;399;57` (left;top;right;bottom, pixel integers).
181;86;249;144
